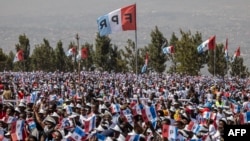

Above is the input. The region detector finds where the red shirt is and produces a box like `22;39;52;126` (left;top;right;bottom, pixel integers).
0;111;6;119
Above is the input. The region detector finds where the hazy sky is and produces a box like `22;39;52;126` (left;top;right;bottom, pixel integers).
1;0;250;66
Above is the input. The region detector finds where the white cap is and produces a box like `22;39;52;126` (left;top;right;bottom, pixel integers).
18;102;26;107
38;109;45;114
76;104;82;109
51;112;60;118
117;134;126;141
44;116;56;124
111;124;122;133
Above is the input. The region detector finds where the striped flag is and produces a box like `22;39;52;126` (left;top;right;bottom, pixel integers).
141;52;149;74
203;111;216;120
162;124;178;140
26;118;36;130
231;46;240;62
13;50;24;63
97;4;136;36
11;120;25;141
197;35;216;54
69;126;86;141
141;106;157;123
111;103;121;114
125;134;141;141
84;115;96;133
132;103;143;116
240;112;250;124
162;46;174;54
230;103;241;114
66;47;77;57
3;116;15;124
224;38;229;61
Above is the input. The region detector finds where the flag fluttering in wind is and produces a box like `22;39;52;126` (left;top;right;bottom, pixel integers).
13;50;24;63
66;47;77;57
197;35;216;54
231;46;240;62
141;52;148;74
97;4;136;36
162;46;174;54
224;38;229;61
77;48;88;60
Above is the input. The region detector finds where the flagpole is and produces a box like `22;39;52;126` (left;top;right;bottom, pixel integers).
214;44;216;77
227;59;229;79
75;33;80;81
135;3;138;79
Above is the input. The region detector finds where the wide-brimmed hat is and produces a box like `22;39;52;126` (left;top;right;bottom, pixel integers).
111;124;122;133
44;116;56;124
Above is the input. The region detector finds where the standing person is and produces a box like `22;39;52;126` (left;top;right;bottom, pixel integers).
242;96;250;112
2;85;12;100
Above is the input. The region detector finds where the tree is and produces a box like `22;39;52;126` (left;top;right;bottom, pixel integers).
30;39;55;71
173;30;204;75
207;44;227;77
120;39;137;72
5;51;15;71
230;57;249;78
0;48;9;71
94;33;112;72
54;40;69;71
143;26;167;73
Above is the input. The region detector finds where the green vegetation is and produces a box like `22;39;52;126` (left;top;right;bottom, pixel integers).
0;28;248;78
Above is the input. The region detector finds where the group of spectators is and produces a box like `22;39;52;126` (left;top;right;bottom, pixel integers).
0;71;250;141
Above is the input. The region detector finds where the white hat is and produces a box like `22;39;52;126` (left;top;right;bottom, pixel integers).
69;103;74;107
38;109;45;114
95;125;106;132
18;102;26;107
104;111;112;117
147;99;152;103
96;98;103;101
220;118;227;124
111;124;122;133
224;110;233;115
44;116;56;124
169;106;176;112
100;104;108;110
51;112;60;118
117;134;126;141
76;104;82;109
105;137;113;141
227;116;235;122
14;107;21;113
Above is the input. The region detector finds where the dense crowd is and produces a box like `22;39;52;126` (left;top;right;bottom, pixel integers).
0;71;250;141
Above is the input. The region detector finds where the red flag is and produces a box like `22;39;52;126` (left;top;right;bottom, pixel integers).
121;4;137;30
208;35;216;50
145;52;149;65
224;38;228;51
13;50;24;62
81;48;88;59
235;46;240;57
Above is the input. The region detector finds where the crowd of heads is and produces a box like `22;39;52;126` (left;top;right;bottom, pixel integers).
0;71;250;141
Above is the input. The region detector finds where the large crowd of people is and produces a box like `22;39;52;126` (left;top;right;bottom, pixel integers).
0;71;249;141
